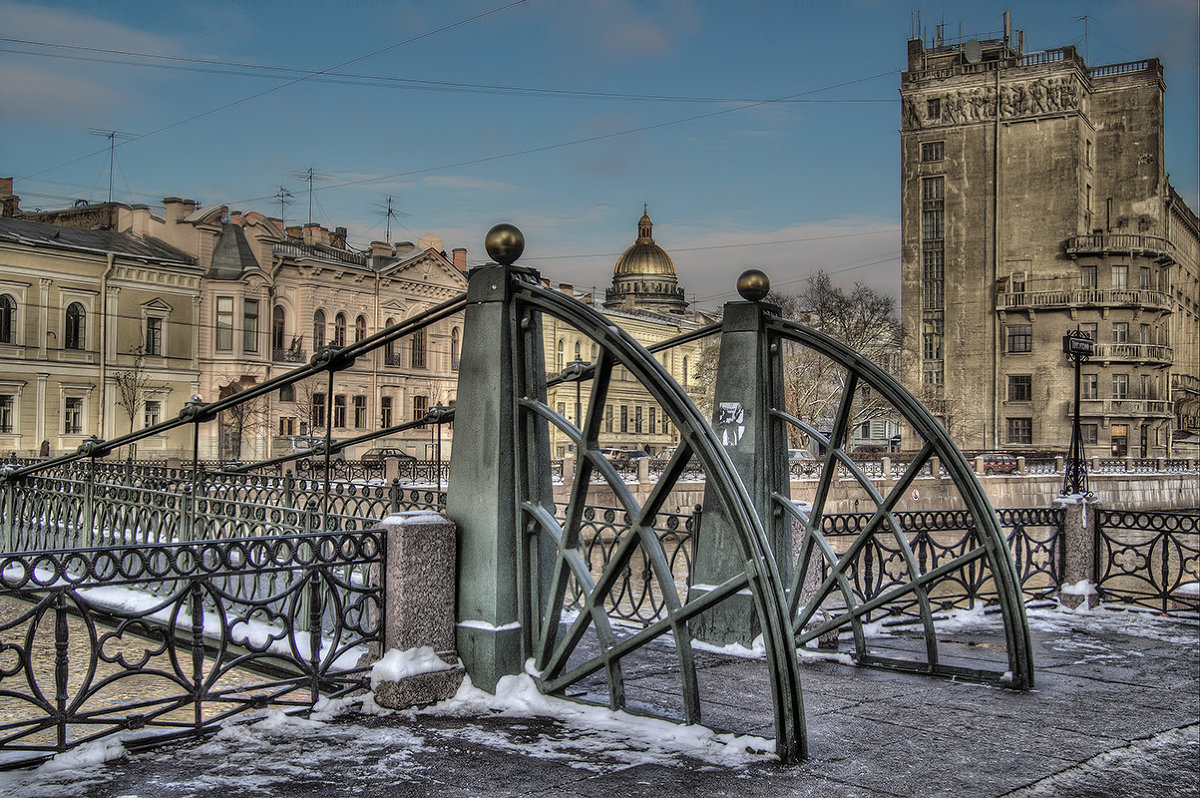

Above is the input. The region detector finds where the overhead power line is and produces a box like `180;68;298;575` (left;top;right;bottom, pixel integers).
15;0;529;184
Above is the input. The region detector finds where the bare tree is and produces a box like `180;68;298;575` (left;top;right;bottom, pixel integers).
769;271;901;449
113;346;156;458
217;377;269;462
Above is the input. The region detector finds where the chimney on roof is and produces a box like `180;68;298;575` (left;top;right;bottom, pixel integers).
163;197;196;224
369;241;392;258
0;177;18;218
230;211;244;227
558;283;574;295
452;248;467;272
332;226;347;250
286;225;302;240
304;224;330;247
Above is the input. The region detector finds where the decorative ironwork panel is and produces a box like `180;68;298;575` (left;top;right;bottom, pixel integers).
0;531;383;767
1095;510;1199;613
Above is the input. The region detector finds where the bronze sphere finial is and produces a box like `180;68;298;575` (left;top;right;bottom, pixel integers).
485;223;525;266
737;269;770;301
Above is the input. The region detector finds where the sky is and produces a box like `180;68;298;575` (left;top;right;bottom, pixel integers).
1;0;1196;310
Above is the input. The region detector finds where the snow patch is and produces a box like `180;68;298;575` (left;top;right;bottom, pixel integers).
370;646;454;688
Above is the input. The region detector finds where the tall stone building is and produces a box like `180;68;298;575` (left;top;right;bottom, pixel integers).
899;24;1199;457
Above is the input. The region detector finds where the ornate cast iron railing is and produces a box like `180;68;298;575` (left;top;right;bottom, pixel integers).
0;530;383;767
1094;510;1199;613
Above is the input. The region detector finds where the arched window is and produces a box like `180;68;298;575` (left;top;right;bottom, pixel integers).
557;339;565;372
313;310;326;348
0;294;14;344
272;306;286;353
65;302;85;350
384;317;396;362
451;327;461;371
682;356;689;387
574;340;581;361
590;343;597;360
354;315;367;343
334;313;347;347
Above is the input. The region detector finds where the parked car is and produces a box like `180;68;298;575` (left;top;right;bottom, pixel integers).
361;447;416;465
981;452;1018;474
787;449;816;462
607;449;650;465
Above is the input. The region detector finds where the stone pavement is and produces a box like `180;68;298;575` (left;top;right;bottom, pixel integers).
4;607;1198;798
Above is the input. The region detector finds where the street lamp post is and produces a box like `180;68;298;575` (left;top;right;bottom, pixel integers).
1062;330;1094;495
424;405;451;492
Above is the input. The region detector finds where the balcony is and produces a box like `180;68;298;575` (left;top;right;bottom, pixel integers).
1064;232;1177;265
1089;343;1173;365
996;287;1173;313
384;352;404;367
1075;398;1174;419
272;348;307;364
1173;373;1200;397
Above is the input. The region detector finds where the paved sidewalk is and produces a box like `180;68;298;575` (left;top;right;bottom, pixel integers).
4;607;1198;798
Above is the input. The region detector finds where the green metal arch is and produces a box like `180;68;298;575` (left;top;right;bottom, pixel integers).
512;280;808;762
764;314;1034;689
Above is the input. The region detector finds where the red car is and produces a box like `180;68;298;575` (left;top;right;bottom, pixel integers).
981;452;1018;474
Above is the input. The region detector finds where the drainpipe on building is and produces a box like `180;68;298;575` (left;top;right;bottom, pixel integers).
991;65;1002;450
98;252;116;439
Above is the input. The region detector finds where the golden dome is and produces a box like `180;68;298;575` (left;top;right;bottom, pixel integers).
613;206;676;277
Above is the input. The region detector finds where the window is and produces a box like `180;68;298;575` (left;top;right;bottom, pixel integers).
1112;373;1128;400
451;327;461;371
682;357;689;387
384;318;396;362
926;98;941;120
1140;375;1151;400
1111;265;1127;290
921;141;944;162
272;306;286;352
1081;374;1098;400
380;396;393;427
0;295;14;343
556;339;564;372
922;319;943;360
65;302;85;350
1006;324;1032;353
1112;323;1128;344
279;384;295;402
0;394;12;433
1081;424;1098;445
144;316;163;356
1139;267;1151;290
620;405;629;433
1010;272;1026;294
311;392;326;429
1080;322;1098;341
1085;184;1092;229
605;405;613;433
922;249;945;309
410;328;426;369
334;313;347;347
353;395;366;428
215;297;233;351
1006;418;1032;445
242;299;259;353
635;406;643;434
922;366;944;386
1139;324;1151;344
332;395;347;427
63;397;83;434
1008;375;1032;402
574;340;581;361
649;407;656;434
1085;139;1092;167
279;417;296;436
1080;266;1097;288
143;400;160;428
412;395;428;421
313;310;326;348
355;315;366;344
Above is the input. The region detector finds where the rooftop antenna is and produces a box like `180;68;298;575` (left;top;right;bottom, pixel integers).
294;167;327;227
1077;15;1090;64
274;186;294;227
373;195;409;242
88;128;136;205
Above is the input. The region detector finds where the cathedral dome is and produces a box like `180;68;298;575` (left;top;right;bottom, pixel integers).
613;207;676;277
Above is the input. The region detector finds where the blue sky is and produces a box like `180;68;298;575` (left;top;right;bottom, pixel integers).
1;0;1196;308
